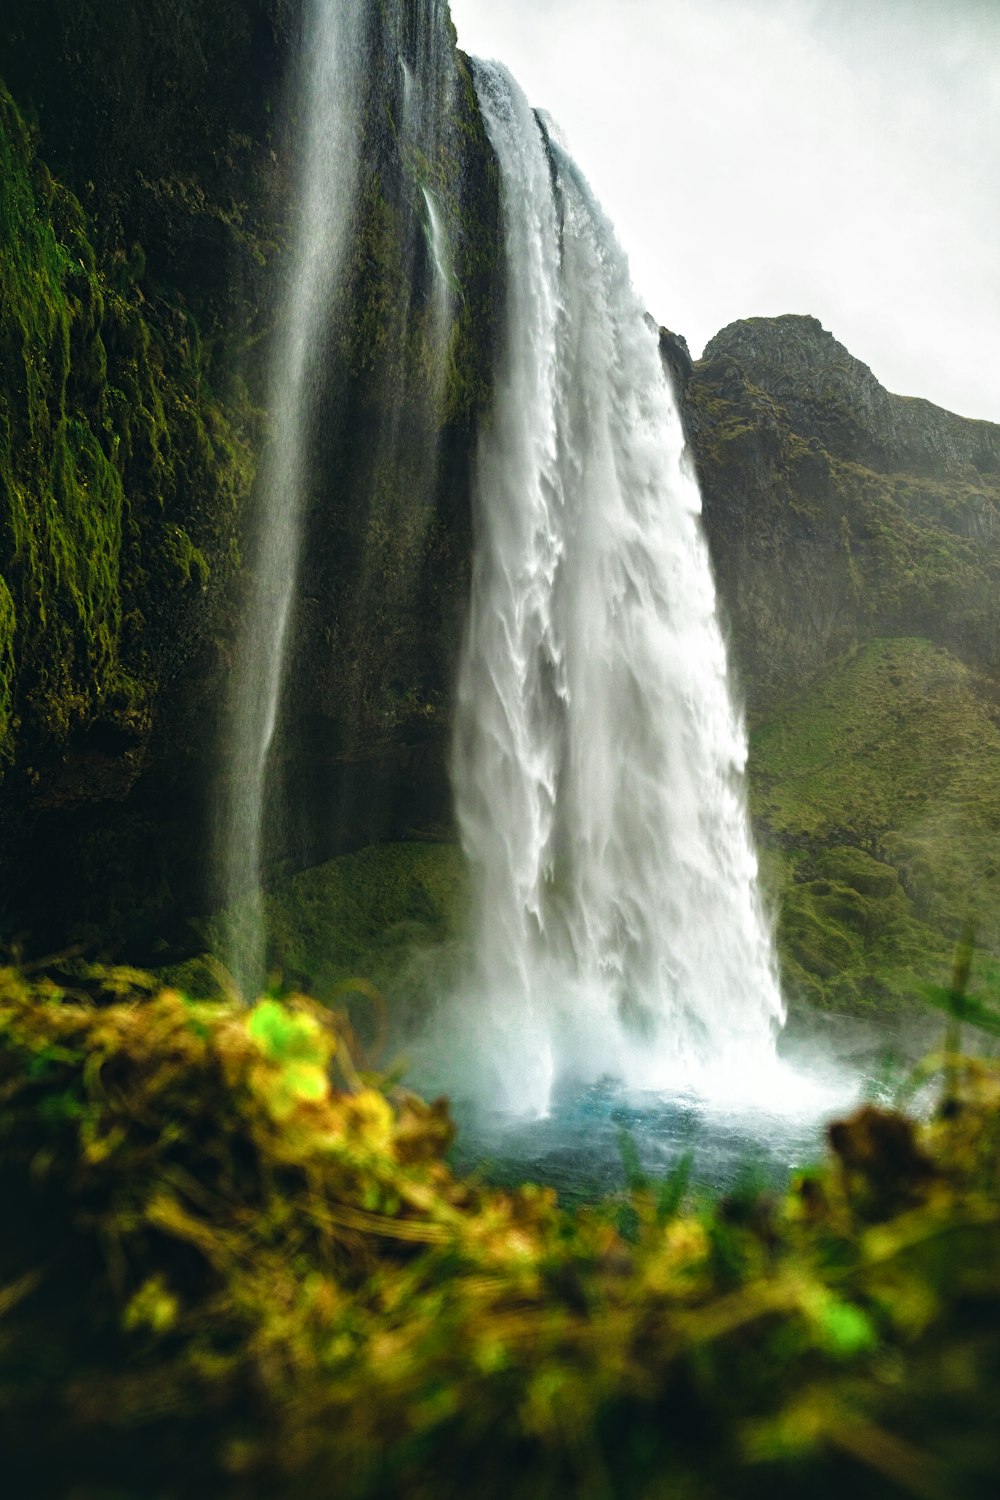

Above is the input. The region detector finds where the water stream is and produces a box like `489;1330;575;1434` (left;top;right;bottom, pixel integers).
221;0;456;995
416;63;786;1121
221;0;371;997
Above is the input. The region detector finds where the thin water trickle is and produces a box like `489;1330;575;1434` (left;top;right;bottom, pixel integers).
221;0;458;996
421;185;454;327
416;63;784;1117
221;0;371;997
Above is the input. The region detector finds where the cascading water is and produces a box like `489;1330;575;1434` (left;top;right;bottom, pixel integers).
400;0;458;341
439;63;785;1118
219;10;854;1176
221;0;370;996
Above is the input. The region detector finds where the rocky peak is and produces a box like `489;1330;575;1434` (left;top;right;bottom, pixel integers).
703;314;1000;482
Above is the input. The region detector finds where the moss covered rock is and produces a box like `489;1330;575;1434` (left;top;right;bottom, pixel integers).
750;638;1000;1016
689;316;1000;713
0;79;256;947
0;0;299;346
0;2;502;953
185;841;467;1043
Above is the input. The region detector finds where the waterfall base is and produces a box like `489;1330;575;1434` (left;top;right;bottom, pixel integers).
444;1040;874;1200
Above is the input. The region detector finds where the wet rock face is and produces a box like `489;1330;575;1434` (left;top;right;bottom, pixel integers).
3;0;997;968
685;316;1000;712
658;326;694;401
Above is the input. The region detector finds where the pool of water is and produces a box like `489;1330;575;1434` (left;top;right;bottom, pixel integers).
447;1034;896;1201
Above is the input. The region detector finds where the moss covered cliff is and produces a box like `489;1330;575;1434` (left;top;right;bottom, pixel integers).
686;316;1000;711
1;0;299;344
0;0;502;955
0;73;257;948
2;0;997;1042
243;6;503;887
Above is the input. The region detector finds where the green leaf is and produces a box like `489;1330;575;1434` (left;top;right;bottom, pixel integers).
247;1000;326;1064
656;1150;693;1223
816;1298;878;1359
921;984;1000;1037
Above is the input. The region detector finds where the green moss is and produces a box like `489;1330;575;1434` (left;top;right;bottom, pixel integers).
814;845;902;899
158;523;210;591
750;637;1000;1014
0;576;15;760
0;80;255;765
192;842;468;1026
0;85;128;742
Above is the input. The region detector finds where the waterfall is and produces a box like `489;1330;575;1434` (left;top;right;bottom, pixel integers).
221;0;370;996
443;64;784;1117
421;185;453;340
220;7;781;1100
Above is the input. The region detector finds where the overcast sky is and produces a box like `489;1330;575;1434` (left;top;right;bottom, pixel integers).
449;0;1000;422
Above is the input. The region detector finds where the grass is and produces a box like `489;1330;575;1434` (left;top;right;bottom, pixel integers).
179;841;468;1039
750;637;1000;1015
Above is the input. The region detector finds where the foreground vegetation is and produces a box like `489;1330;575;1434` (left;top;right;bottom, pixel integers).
1;963;998;1498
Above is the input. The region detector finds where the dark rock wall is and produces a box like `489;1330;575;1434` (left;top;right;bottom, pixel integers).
0;0;502;956
1;0;300;353
229;0;504;891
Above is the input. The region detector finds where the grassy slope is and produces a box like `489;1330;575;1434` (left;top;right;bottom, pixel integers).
179;842;468;1038
750;637;1000;1016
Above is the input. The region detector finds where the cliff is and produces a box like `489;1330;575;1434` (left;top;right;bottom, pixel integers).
2;5;998;1024
0;0;501;955
682;314;1000;712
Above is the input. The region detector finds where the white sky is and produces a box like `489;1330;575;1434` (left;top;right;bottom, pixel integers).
449;0;1000;422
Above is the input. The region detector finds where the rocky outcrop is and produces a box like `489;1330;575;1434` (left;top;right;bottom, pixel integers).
4;0;997;995
686;315;1000;711
216;3;503;895
679;317;1000;1014
705;316;1000;480
0;0;300;351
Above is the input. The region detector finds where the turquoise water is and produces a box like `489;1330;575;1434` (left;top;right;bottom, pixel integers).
451;1079;832;1200
447;1029;898;1201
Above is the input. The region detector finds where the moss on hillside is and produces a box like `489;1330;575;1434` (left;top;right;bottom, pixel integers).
185;842;467;1038
690;343;1000;714
751;638;1000;1015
